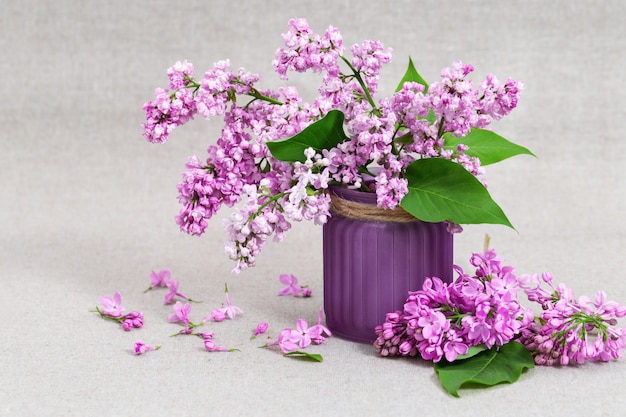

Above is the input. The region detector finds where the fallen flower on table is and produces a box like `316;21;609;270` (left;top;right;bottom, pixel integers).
278;273;312;297
99;292;124;318
164;279;201;305
203;284;243;322
251;322;269;339
144;268;171;292
278;273;300;296
134;341;160;355
168;301;204;336
197;331;240;352
262;308;331;360
92;292;144;331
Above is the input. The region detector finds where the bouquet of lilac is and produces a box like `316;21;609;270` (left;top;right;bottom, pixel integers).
142;18;532;273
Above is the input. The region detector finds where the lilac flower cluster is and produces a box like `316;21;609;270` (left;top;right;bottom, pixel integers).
518;273;626;365
94;292;144;331
142;18;523;272
374;250;532;362
374;249;626;366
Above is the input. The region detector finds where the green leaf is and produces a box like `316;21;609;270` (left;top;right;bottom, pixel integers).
443;128;535;166
395;56;429;93
454;344;488;361
434;342;534;398
266;110;348;163
401;158;514;228
283;351;324;362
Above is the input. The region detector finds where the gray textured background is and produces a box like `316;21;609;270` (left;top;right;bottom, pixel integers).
2;1;626;416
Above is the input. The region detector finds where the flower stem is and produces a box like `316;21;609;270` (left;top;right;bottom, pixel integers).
339;55;377;109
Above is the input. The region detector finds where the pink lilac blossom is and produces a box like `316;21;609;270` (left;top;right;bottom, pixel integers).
164;279;197;304
143;18;523;271
203;284;243;322
197;331;239;352
265;309;332;354
374;249;533;362
99;292;125;318
252;322;269;339
517;272;626;365
224;149;331;273
350;39;392;95
134;341;160;355
144;268;171;292
278;273;301;296
93;294;144;332
168;301;192;327
268;328;303;354
121;311;144;331
273;18;343;79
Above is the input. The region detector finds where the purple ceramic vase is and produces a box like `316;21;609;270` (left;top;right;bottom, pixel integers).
323;186;454;343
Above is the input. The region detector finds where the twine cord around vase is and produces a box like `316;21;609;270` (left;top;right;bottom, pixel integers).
329;194;418;223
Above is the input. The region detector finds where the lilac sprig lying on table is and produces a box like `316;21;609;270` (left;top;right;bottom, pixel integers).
374;249;626;366
92;292;144;331
518;272;626;365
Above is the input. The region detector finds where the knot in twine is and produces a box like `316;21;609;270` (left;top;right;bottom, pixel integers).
329;193;418;223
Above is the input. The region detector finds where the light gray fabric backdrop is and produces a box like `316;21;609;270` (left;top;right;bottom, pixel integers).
2;1;625;415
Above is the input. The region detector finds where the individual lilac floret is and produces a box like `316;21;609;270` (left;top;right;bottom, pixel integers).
99;292;125;318
203;284;243;322
164;279;199;305
168;301;192;327
264;309;332;354
278;273;301;296
197;332;239;352
134;341;160;355
266;328;303;354
144;268;171;292
251;322;269;339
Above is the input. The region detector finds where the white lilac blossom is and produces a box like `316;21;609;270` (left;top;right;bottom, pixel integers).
141;18;525;272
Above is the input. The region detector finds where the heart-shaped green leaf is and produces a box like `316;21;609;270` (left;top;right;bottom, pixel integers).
443;128;535;166
266;110;348;163
400;158;514;228
434;341;534;398
395;56;429;93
